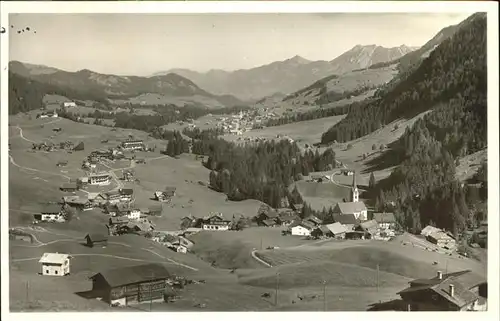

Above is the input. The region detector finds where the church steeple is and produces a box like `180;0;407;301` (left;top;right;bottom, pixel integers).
351;171;359;202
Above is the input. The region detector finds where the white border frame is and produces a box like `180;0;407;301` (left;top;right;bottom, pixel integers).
1;2;498;321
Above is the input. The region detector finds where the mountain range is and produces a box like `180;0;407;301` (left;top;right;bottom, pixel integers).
9;61;244;108
153;45;418;101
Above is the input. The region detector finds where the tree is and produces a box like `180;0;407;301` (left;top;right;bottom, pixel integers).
369;172;376;190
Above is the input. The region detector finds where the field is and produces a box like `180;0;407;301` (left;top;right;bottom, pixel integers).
8;112;487;312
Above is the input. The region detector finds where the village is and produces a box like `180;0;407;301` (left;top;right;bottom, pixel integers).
9;122;488;310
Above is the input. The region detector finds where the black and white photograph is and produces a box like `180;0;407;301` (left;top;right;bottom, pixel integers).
1;0;498;316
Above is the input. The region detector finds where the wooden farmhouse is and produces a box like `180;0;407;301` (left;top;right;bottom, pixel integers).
39;252;71;276
397;270;487;311
202;214;231;231
88;263;172;306
85;233;109;248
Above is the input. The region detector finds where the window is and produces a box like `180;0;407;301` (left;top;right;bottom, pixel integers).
55;270;58;275
46;270;49;274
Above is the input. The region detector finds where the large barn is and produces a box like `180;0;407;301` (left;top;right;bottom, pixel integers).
89;263;173;306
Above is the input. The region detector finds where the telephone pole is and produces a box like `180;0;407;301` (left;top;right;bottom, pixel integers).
323;280;327;311
376;264;379;293
275;272;280;307
26;281;30;303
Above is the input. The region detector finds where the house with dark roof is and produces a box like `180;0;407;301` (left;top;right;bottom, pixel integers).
397;270;487;311
331;214;360;231
355;220;379;239
89;263;172;306
373;212;396;230
276;212;300;226
332;201;368;221
60;183;79;193
304;215;322;226
311;223;347;239
261;219;278;227
85;233;109;248
427;231;457;250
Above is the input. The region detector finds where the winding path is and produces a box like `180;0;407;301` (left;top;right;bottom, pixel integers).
251;250;272;268
9;154;71;181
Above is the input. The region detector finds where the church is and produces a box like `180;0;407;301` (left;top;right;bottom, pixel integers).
332;171;368;221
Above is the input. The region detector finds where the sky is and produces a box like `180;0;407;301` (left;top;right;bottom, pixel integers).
9;12;474;76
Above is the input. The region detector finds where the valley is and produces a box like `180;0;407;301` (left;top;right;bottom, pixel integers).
6;11;490;314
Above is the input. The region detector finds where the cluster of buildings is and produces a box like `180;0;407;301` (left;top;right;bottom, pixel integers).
420;225;457;252
213;109;280;136
180;213;233;231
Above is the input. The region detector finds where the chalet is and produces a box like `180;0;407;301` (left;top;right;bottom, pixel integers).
290;221;315;236
39;253;71;276
398;270;487;311
373;212;396;230
60;183;79;193
311;225;332;239
9;230;33;243
89;263;172;306
109;216;130;226
62;196;93;211
355;220;379;239
331;214;359;231
147;204;163;217
119;188;134;202
202;214;231;231
427;231;457;250
304;215;322;226
121;140;145;151
104;190;122;204
85;233;109;248
332;201;368;221
164;187;177;198
34;205;64;222
276;212;299;226
88;173;111;186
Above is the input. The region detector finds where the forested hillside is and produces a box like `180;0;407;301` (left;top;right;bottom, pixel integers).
321;12;486;146
345;13;488;235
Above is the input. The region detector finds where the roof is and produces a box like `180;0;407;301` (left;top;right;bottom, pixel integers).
291;220;315;230
90;263;171;288
63;196;88;205
373;212;396;224
39;252;70;264
401;270;485;308
305;215;322;224
278;214;299;222
41;204;62;214
421;225;442;237
105;190;121;198
358;220;379;234
335;201;367;214
428;231;455;241
326;222;348;235
86;233;108;242
332;214;359;225
110;217;129;224
262;219;277;226
61;183;78;189
313;225;331;235
120;188;134;195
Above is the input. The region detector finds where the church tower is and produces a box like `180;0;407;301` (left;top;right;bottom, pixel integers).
351;171;359;202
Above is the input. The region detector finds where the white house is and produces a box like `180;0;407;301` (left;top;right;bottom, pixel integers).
63;102;77;108
34;205;65;222
290;223;314;236
39;253;71;276
126;209;141;220
202;214;231;231
88;173;111;186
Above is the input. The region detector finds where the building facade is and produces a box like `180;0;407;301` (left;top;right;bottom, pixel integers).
89;173;112;186
39;253;70;276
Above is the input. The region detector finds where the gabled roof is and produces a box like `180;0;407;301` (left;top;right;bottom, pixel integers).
120;188;134;196
290;220;315;230
85;233;108;242
39;252;70;264
332;214;359;225
278;214;299;222
358;220;379;233
428;231;455;241
373;212;396;224
421;225;442;237
262;219;278;226
305;215;322;224
41;204;62;214
335;201;367;214
326;222;348;235
90;263;171;288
